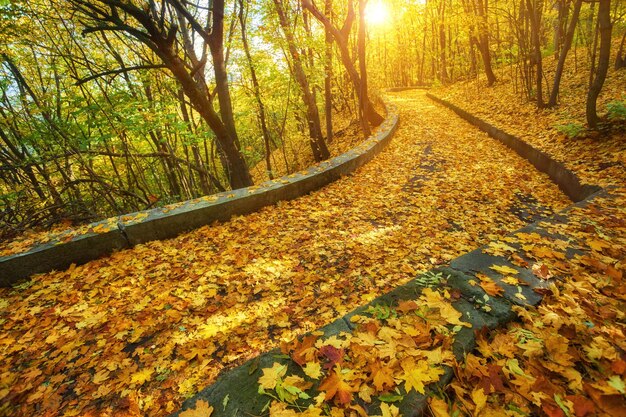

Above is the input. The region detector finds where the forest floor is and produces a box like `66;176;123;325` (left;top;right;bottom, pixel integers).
0;90;575;416
436;49;626;189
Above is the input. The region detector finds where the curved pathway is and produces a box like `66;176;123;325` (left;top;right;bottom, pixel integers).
0;90;571;416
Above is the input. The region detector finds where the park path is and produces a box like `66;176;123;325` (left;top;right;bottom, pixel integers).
0;91;571;416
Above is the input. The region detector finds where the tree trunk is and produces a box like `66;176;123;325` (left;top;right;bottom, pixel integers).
475;0;497;85
615;30;626;70
526;0;545;108
160;45;253;188
548;0;582;107
586;0;612;128
357;0;371;137
302;0;384;129
239;0;274;179
439;0;449;83
274;0;330;161
553;0;570;58
68;0;253;189
179;89;214;194
324;0;334;142
208;0;240;149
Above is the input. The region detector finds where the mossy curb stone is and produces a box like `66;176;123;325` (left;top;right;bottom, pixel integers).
0;106;399;287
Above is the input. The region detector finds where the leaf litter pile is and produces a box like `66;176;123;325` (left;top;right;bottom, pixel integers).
180;186;626;416
0;90;576;416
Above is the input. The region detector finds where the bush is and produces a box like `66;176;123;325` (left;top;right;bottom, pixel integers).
606;100;626;121
556;123;585;139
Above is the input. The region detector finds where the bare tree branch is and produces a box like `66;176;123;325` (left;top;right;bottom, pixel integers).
74;64;167;85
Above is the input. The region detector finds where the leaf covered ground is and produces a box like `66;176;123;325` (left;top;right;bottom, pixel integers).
0;90;572;416
436;43;626;189
257;285;466;415
425;53;626;416
177;191;625;417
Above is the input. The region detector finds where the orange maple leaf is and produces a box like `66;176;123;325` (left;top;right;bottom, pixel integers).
369;362;395;392
477;274;504;296
290;335;318;366
397;300;419;313
532;263;553;280
318;366;357;405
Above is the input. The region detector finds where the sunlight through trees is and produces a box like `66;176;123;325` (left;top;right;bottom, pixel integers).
0;0;624;239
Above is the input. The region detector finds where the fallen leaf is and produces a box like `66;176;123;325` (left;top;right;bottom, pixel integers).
259;363;287;390
472;387;487;414
399;358;443;394
490;265;519;275
318;367;356;405
478;274;504;296
429;397;451;417
179;399;214;417
303;362;322;380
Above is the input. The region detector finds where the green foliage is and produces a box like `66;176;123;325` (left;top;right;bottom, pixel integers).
606;100;626;121
366;304;398;320
556;123;585;139
416;271;446;287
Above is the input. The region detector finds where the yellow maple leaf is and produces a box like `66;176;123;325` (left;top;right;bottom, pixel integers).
515;292;527;301
76;310;107;329
284;374;313;391
259;363;287;390
269;402;324;416
471;387;487;414
92;369;110;385
423;346;455;366
587;239;610;252
420;288;470;327
486;241;517;257
130;368;154;385
489;264;519;275
303;362;322;380
399;358;443;394
358;384;375;402
429;397;451;417
376;403;401;417
501;276;521;286
179;399;214;417
517;338;544;357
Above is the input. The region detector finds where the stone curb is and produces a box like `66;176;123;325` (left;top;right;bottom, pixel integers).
426;93;601;203
171;190;607;416
0;107;399;287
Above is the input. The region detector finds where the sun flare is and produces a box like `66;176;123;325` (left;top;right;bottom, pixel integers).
365;1;390;27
